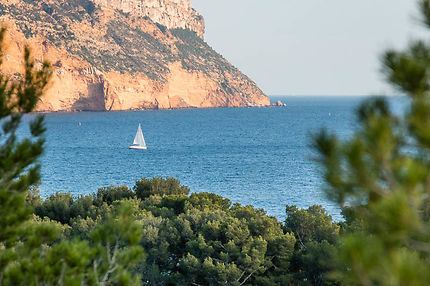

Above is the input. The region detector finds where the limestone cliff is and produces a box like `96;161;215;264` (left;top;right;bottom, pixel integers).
0;0;269;111
92;0;205;39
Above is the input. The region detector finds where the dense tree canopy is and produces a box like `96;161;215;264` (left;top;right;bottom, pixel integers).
285;206;340;286
33;183;297;285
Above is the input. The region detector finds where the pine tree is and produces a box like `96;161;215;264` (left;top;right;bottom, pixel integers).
0;26;53;283
314;1;430;284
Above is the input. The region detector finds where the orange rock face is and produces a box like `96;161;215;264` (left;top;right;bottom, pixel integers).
0;0;270;112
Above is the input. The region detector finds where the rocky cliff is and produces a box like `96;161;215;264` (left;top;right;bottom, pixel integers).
92;0;205;39
0;0;269;112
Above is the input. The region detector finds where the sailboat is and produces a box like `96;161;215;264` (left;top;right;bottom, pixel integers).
129;123;147;150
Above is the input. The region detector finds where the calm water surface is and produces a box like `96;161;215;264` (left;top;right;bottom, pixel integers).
21;96;406;220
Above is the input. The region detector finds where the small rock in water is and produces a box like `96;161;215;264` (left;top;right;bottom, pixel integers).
274;100;286;107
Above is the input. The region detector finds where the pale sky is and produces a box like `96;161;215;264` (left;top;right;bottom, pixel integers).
190;0;426;96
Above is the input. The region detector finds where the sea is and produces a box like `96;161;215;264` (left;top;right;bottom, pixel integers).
20;96;407;220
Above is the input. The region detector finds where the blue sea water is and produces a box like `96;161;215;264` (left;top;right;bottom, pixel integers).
21;96;406;220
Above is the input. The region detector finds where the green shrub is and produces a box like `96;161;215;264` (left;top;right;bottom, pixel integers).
95;185;135;205
134;177;190;199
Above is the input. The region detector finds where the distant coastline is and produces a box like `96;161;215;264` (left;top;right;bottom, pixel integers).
31;95;389;114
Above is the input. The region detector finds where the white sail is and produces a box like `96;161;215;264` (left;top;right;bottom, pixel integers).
130;123;147;149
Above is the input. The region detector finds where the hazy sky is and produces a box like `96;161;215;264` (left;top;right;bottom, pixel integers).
190;0;425;96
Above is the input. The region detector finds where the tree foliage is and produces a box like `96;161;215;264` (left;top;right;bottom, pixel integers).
313;1;430;284
34;182;297;286
134;177;190;199
0;25;52;283
285;206;340;286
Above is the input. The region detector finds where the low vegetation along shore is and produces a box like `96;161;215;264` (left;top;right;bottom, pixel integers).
3;1;430;285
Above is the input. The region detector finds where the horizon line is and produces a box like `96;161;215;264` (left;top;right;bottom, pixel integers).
268;94;405;97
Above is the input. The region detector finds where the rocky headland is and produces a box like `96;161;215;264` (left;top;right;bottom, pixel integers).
0;0;269;111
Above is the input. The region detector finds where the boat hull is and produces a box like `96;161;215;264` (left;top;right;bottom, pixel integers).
129;145;147;150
